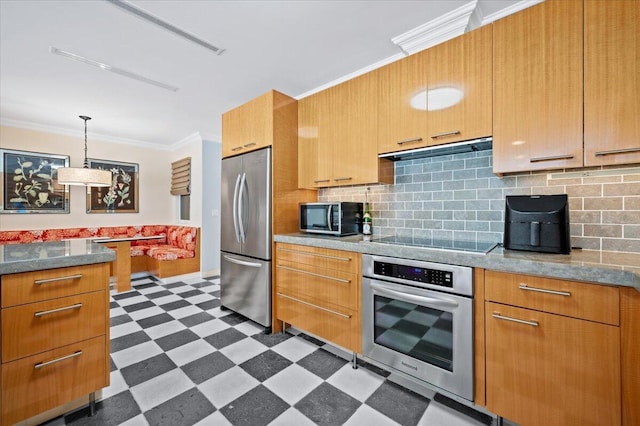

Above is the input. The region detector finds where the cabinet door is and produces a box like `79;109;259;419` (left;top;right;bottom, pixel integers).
377;51;428;154
584;0;640;166
426;25;492;146
486;302;621;426
222;92;273;158
297;93;319;188
493;0;583;174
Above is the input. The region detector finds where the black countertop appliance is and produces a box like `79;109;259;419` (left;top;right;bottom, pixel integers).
504;194;571;254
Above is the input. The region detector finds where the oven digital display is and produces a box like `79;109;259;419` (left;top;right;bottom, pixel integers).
374;261;453;287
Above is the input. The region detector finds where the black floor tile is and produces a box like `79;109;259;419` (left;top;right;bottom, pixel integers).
220;385;289;426
145;289;173;299
164;281;189;289
112;291;141;300
144;388;216;426
220;311;249;326
132;282;158;290
297;348;348;380
177;289;204;298
110;330;151;353
196;299;220;310
110;313;133;327
109;301;119;309
122;300;156;313
137;312;175;329
64;390;141;426
295;382;361;426
297;333;325;347
179;312;216;327
155;329;200;352
251;331;292;348
119;353;177;387
240;350;292;382
181;352;235;384
365;380;430;426
204;327;247;349
192;281;216;288
159;299;191;311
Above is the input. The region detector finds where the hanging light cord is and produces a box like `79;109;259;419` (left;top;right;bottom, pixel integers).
80;115;91;169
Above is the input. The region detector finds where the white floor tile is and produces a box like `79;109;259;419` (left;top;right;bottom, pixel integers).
269;408;317;426
118;414;150;426
166;339;217;366
418;401;488;426
100;370;129;401
219;336;268;364
114;295;148;306
271;335;318;362
193;411;233;426
110;307;126;318
344;404;400;426
327;364;385;402
150;294;182;305
111;340;163;369
144;319;187;340
110;321;143;339
180;293;214;305
130;369;193;412
127;306;165;321
198;366;260;409
263;364;323;405
189;318;230;338
234;320;264;336
168;304;202;319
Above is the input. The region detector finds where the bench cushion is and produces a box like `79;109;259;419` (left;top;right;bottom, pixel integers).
147;245;195;261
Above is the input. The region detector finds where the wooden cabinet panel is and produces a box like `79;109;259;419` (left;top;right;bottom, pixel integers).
621;287;640;426
222;91;274;158
276;243;358;273
426;25;492;146
2;291;106;362
297;93;320;188
484;270;619;325
377;50;428;154
584;0;640;166
486;302;621;426
2;336;107;426
1;263;108;308
493;0;583;174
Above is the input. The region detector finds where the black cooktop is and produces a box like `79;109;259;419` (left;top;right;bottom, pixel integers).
369;236;498;254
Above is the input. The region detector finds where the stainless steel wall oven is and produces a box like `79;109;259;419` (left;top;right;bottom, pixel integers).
362;254;474;401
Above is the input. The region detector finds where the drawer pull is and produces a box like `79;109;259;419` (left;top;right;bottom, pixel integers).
492;312;539;327
34;303;83;317
313;179;331;183
35;351;82;369
277;293;351;319
397;137;423;145
277;248;352;262
595;147;640;156
34;274;83;285
530;154;574;163
243;142;256;148
277;265;351;283
431;130;461;139
231;146;243;151
519;283;571;297
334;177;353;182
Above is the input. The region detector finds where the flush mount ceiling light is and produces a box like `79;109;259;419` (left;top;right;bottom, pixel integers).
50;46;180;92
105;0;225;55
57;116;112;187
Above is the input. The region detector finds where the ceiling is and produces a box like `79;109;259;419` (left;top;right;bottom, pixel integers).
0;0;532;149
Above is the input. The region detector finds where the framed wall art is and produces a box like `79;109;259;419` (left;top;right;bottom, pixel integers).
86;159;139;213
0;148;70;214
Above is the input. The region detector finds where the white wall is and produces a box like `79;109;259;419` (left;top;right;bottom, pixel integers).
201;140;221;275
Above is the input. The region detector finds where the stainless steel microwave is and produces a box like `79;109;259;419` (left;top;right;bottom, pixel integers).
299;202;363;236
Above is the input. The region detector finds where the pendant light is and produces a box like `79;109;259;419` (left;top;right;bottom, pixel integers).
57;116;112;187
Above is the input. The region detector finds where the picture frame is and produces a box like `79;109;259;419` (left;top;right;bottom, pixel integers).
0;148;70;214
86;159;139;213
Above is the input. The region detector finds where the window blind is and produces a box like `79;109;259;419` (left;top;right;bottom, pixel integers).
171;157;191;195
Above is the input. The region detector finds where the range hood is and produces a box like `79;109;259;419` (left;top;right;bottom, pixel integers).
379;137;492;161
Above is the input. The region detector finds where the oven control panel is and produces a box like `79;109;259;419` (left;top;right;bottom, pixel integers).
373;261;453;288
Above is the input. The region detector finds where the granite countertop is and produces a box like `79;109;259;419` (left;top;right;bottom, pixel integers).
0;240;116;275
274;233;640;291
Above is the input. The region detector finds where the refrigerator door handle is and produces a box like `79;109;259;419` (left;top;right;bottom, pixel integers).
223;255;263;268
327;204;333;232
238;172;247;243
232;174;241;243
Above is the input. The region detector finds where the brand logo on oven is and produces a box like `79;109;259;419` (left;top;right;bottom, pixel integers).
401;361;418;371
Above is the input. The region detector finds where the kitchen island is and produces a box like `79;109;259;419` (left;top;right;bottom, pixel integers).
0;240;115;426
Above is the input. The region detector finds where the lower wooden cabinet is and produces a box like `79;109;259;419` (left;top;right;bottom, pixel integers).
274;243;362;353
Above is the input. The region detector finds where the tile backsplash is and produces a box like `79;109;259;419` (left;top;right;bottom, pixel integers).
319;150;640;253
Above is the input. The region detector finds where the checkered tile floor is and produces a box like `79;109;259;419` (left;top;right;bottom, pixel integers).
44;276;493;426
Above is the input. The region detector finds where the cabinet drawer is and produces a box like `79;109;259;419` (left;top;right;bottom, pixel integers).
2;291;107;362
2;336;108;426
276;244;359;274
485;270;619;325
276;293;361;353
1;263;109;307
276;261;358;311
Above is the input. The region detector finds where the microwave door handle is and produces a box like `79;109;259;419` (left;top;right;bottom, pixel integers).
238;172;247;243
232;174;241;243
370;283;459;308
327;205;333;232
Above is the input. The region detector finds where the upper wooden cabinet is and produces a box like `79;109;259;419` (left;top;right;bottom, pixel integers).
493;0;584;174
584;0;640;166
299;72;393;188
377;25;492;155
222;90;289;158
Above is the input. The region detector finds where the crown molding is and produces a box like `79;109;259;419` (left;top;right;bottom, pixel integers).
480;0;544;25
169;131;202;151
391;0;477;55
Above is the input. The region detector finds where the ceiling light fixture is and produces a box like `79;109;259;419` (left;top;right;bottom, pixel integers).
105;0;225;55
57;116;112;187
50;46;180;92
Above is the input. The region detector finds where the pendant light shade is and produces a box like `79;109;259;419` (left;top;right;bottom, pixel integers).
57;116;112;187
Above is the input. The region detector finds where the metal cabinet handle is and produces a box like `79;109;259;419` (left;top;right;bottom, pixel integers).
34;303;83;317
530;154;574;163
492;312;539;327
238;172;247;243
519;283;571;297
277;265;351;283
334;177;352;182
277;248;352;262
35;351;82;369
243;142;256;148
232;174;241;243
595;147;640;156
223;255;262;268
431;130;461;139
313;179;330;183
231;146;243;152
370;282;458;308
397;137;423;145
34;274;83;285
277;293;351;319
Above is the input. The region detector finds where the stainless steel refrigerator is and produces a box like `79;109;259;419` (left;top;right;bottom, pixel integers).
220;147;272;328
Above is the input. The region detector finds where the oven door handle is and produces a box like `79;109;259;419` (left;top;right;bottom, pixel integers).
370;283;459;308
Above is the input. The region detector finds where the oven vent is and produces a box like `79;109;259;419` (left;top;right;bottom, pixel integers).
379;137;492;161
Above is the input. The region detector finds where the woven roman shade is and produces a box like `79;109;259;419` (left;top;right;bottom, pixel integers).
171;157;191;195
